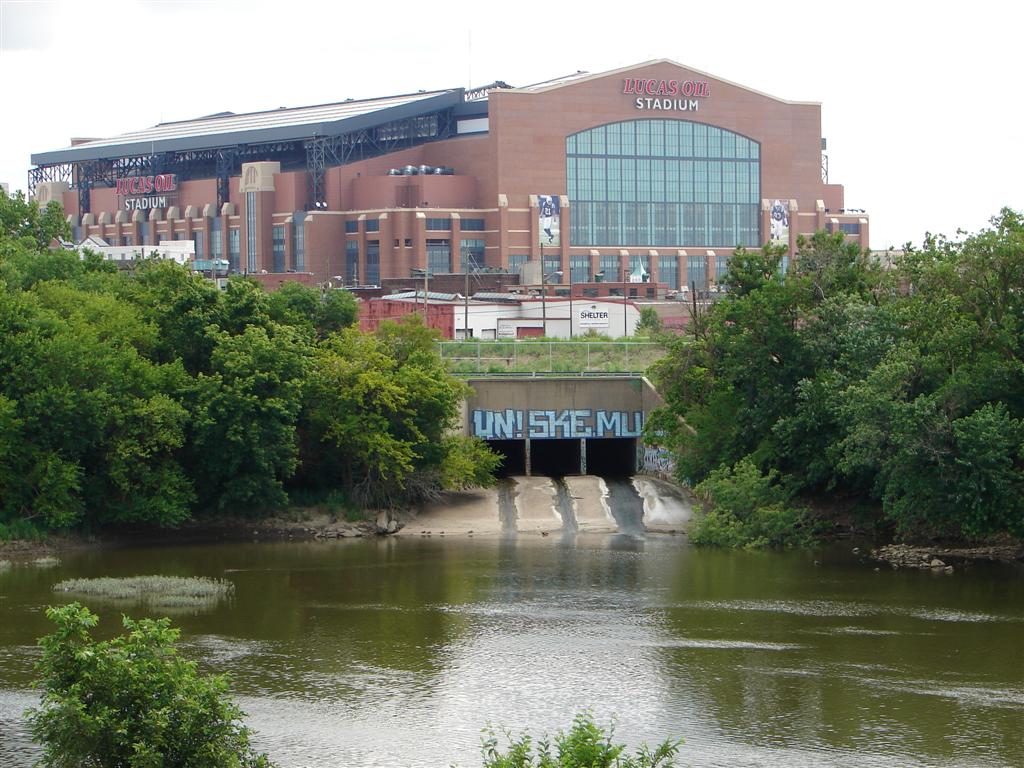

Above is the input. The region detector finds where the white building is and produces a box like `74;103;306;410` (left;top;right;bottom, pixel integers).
377;291;641;339
70;236;197;266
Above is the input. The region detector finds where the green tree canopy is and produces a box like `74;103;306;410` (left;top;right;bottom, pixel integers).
0;193;498;533
650;209;1024;542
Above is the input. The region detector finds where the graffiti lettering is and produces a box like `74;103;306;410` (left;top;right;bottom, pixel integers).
471;409;643;439
643;446;675;476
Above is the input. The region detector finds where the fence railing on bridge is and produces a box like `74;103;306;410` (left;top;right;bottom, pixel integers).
438;340;666;376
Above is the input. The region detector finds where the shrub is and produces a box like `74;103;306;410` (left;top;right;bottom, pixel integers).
691;458;814;548
27;603;273;768
481;711;681;768
0;518;46;542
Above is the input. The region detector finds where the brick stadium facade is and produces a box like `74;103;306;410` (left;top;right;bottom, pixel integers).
29;60;868;291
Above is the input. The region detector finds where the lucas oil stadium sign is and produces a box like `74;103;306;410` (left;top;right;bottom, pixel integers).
623;78;710;112
116;174;178;211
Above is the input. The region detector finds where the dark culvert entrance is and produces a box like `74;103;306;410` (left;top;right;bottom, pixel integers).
585;437;637;477
530;439;582;476
488;440;526;477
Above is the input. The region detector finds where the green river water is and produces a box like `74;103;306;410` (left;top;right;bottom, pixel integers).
1;534;1022;767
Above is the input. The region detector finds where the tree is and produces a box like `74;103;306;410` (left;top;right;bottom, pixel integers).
266;281;358;338
691;458;813;548
191;324;309;512
652;210;1024;543
27;603;273;768
636;305;663;336
297;317;497;506
0;189;70;249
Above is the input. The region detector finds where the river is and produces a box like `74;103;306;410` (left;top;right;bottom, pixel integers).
1;480;1022;767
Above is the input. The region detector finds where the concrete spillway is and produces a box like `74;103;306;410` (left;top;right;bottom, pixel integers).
407;475;692;536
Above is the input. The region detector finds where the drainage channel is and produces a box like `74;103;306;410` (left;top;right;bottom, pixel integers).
496;478;519;532
601;477;647;535
549;477;578;534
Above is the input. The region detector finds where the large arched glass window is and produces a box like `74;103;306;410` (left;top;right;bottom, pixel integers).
566;120;760;248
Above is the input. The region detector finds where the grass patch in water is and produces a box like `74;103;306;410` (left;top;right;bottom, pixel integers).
32;556;60;568
53;575;234;610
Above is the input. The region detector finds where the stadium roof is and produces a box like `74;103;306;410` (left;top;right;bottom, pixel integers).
382;290;460;302
32;89;464;166
506;59;818;105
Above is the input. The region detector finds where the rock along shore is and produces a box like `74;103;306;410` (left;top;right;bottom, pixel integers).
871;542;1024;571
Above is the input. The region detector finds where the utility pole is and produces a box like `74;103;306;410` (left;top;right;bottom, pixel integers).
464;257;470;340
541;280;547;338
539;240;545;338
423;269;429;323
568;267;575;339
691;279;698;339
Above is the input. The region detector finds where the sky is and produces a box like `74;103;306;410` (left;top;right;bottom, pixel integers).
0;0;1021;251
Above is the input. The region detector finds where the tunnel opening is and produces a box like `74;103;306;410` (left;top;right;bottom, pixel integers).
530;439;582;476
488;440;526;477
586;437;637;477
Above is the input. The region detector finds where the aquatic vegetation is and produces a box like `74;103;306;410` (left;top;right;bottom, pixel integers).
481;711;682;767
53;575;234;610
31;557;60;568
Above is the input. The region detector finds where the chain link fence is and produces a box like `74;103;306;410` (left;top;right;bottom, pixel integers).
438;341;666;375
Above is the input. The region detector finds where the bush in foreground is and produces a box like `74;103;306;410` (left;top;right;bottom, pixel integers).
481;711;682;768
27;603;272;768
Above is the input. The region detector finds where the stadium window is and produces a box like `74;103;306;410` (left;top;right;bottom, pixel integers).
570;255;590;284
426;218;451;230
210;223;223;259
461;218;485;231
461;238;485;271
364;219;380;232
229;229;240;272
293;215;305;270
365;240;380;285
246;192;256;273
508;254;528;275
345;240;359;285
272;225;286;272
345;220;358;233
567;119;760;249
427;239;451;273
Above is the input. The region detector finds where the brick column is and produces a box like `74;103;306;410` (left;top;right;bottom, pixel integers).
497;194;509;268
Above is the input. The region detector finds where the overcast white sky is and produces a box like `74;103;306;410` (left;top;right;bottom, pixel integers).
1;0;1021;250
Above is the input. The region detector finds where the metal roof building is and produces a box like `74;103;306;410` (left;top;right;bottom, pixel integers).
29;60;868;298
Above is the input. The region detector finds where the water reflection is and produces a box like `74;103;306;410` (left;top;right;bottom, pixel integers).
0;537;1021;768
